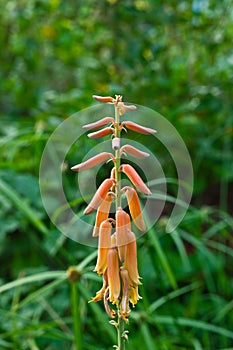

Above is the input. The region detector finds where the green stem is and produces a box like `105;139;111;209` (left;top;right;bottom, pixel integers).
115;104;121;209
71;280;82;350
118;316;125;350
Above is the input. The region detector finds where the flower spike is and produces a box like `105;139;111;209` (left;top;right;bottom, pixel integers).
84;178;116;215
71;152;114;172
119;164;151;195
73;94;150;337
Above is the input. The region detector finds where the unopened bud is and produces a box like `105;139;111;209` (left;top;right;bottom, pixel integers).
112;137;120;151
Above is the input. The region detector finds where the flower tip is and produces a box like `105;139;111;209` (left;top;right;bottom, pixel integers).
70;165;79;171
92;95;113;103
92;95;102;101
83;207;92;215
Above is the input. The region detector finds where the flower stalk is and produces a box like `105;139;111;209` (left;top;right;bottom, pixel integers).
67;267;82;350
71;95;156;349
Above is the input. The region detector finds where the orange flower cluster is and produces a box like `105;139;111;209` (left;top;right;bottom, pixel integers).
71;95;156;320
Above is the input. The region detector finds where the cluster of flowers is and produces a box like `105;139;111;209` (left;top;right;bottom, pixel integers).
71;95;156;320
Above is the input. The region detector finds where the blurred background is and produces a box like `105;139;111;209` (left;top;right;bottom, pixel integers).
0;0;233;349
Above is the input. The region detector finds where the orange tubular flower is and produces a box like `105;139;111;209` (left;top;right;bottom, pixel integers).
107;248;121;305
104;288;117;318
122;121;157;135
120;144;149;158
83;117;114;131
124;187;146;232
111;232;116;248
116;208;131;262
92;193;113;237
94;220;112;275
119;164;151;195
84;178;115;215
129;285;142;307
124;230;141;286
120;269;130;320
90;269;108;302
71;152;114;172
88;127;114;139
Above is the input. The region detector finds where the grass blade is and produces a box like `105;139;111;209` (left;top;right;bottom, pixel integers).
148;229;177;289
0;178;48;235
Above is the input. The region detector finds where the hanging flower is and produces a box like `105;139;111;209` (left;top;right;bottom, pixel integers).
124;230;141;286
123;186;146;231
119;164;151;195
122;120;156;134
94;219;112;275
84;178;116;215
88;127;114;139
107;248;121;305
92;193;113;237
71;152;114;172
120;144;150;158
83;116;114;130
116;208;131;262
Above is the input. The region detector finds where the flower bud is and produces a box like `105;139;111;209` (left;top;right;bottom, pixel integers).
119;164;151;195
112;137;120;151
125;187;146;231
123;121;156;135
84;178;115;215
118;102;137;116
92;193;113;237
71;152;113;172
121;144;149;158
93;95;114;103
88;127;114;139
83;117;114;130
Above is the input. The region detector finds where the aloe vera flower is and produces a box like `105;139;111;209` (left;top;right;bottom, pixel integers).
72;94;153;348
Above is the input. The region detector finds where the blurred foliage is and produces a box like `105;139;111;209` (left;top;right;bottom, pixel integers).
0;0;233;349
